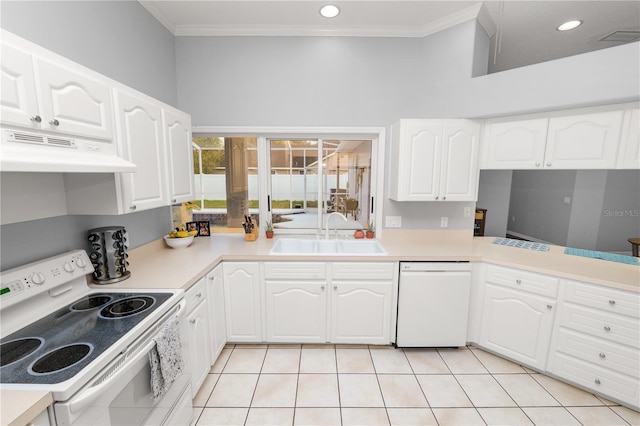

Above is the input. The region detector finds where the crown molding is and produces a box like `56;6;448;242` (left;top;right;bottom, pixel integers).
139;1;495;39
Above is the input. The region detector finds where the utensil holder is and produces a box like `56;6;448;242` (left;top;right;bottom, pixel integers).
245;227;258;242
88;226;131;284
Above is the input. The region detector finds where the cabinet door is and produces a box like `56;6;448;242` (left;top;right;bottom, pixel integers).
0;43;40;128
265;281;327;343
36;58;114;140
618;108;639;169
164;108;195;204
485;118;548;169
223;263;262;342
440;122;480;201
545;111;624;169
187;301;211;395
115;89;167;213
479;284;555;370
330;282;393;344
207;265;227;363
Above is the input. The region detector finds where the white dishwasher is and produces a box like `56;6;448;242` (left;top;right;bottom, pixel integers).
396;262;471;347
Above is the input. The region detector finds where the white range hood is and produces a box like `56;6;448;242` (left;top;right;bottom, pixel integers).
0;129;137;173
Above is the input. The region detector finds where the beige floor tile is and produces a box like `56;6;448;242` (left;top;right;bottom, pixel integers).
193;373;220;407
251;374;298;407
455;375;517;407
206;374;259;407
337;348;375;373
387;408;438;425
370;347;413;374
437;348;488;374
531;374;603;406
470;348;527;374
521;407;581;425
294;408;342;425
245;408;294;425
302;343;335;349
196;407;248;425
596;395;620;406
223;348;267;373
377;375;428;408
338;374;385;407
336;344;369;349
211;348;232;373
416;375;472;408
296;374;340;407
403;349;450;374
191;407;204;426
261;348;301;373
235;344;269;348
431;408;485;426
224;343;236;349
611;405;640;425
477;407;534;425
299;348;337;373
493;374;559;406
341;408;390;425
566;406;629;425
268;344;302;349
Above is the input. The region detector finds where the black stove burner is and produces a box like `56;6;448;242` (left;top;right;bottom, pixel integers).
29;343;93;375
1;338;44;367
99;296;156;319
70;296;112;311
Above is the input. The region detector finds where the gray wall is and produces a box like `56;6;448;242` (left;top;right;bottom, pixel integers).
477;170;513;237
0;1;177;270
597;171;640;252
0;0;178;106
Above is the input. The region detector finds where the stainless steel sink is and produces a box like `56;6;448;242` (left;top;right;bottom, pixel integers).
269;238;387;255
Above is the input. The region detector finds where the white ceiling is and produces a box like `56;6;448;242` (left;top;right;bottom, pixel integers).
139;1;640;72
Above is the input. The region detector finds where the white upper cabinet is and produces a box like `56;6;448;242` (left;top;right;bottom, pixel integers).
484;118;549;169
164;108;195;204
1;43;39;128
390;119;480;201
618;108;640;169
1;41;113;141
482;106;630;170
114;89;167;212
545;110;623;169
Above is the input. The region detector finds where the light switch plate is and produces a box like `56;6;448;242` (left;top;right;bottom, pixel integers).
385;216;402;228
464;207;471;217
440;217;448;227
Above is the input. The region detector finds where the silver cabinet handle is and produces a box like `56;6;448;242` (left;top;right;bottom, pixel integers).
196;292;202;298
190;318;196;324
594;378;601;385
130;205;137;211
599;352;606;358
49;119;60;126
608;300;616;305
333;285;337;290
516;279;522;284
442;196;446;200
30;115;42;123
546;162;552;167
535;162;540;167
546;304;553;309
321;285;325;290
604;325;611;332
172;199;177;203
434;196;439;200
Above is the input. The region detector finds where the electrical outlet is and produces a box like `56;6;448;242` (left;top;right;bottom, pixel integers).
464;207;471;217
564;197;571;204
512;216;516;222
440;217;448;227
385;216;402;228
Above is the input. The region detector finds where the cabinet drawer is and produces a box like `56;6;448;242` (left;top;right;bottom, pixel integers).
186;277;206;313
558;303;640;348
264;262;326;280
331;262;395;280
548;352;640;409
485;264;559;298
564;280;640;319
553;328;639;377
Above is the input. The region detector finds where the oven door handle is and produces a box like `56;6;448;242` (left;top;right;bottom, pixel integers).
68;299;186;414
69;338;156;414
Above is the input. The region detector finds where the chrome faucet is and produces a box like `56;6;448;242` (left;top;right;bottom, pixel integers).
324;212;348;239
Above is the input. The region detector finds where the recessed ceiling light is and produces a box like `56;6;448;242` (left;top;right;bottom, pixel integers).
557;20;583;31
320;4;340;18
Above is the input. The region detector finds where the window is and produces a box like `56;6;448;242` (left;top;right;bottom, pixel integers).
190;129;383;235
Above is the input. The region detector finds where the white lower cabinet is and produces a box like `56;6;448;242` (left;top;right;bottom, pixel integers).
262;261;395;345
206;264;227;363
223;262;262;342
185;278;211;396
547;280;640;409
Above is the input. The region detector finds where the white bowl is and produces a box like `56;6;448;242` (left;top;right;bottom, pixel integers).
164;235;195;249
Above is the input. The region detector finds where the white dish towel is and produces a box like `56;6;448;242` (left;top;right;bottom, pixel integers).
149;317;184;401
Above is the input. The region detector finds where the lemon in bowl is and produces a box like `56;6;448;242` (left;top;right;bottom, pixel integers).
164;234;195;249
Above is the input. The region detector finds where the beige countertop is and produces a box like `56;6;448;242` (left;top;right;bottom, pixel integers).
4;230;639;422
